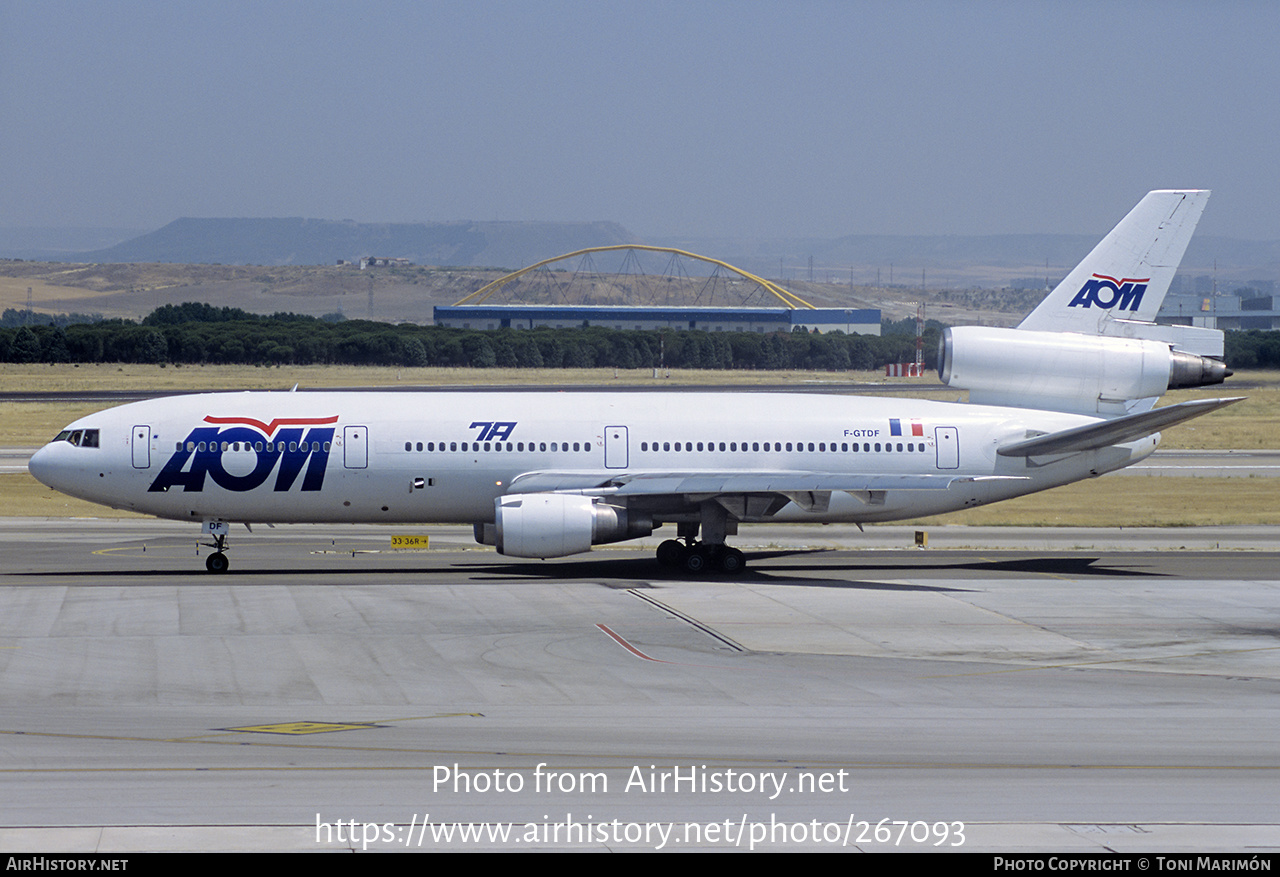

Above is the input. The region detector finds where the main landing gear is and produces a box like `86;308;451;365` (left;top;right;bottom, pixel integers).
655;505;747;574
656;539;746;574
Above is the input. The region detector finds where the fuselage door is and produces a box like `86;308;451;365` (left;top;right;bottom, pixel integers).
934;426;959;469
131;425;151;469
344;425;368;469
604;425;629;469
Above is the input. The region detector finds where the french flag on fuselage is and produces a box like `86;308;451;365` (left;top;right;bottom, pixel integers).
889;418;924;437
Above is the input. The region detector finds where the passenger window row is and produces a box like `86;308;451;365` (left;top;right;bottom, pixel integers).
639;440;926;454
404;440;592;454
173;440;329;453
399;438;927;455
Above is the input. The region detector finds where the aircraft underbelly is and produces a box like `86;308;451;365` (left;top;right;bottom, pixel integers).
131;462;506;523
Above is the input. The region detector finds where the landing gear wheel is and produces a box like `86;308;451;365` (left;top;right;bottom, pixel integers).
656;539;686;568
717;547;745;574
206;552;229;573
683;546;710;574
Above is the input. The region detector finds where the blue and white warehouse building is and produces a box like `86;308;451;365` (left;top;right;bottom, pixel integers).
433;306;881;335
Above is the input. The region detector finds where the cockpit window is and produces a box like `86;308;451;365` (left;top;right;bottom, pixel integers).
53;429;100;448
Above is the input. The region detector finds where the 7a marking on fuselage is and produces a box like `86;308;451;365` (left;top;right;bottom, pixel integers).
470;421;518;442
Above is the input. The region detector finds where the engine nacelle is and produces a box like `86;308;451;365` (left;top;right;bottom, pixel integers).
938;326;1229;414
492;494;654;558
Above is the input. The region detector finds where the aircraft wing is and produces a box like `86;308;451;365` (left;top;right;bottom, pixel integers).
996;397;1244;457
507;470;1021;496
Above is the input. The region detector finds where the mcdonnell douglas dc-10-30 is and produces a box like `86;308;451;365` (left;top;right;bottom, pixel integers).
29;190;1238;573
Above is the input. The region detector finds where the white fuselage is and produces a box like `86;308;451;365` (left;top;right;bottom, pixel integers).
28;390;1158;528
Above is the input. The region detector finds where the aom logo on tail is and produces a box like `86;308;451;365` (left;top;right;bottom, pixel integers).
148;415;338;493
1067;274;1150;311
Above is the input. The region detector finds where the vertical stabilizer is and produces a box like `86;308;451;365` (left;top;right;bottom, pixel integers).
1018;190;1209;334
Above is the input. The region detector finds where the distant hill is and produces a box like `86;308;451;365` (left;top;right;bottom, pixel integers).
77;218;640;270
12;216;1277;289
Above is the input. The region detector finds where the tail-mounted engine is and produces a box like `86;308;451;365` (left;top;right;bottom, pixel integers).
481;494;654;558
938;326;1230;415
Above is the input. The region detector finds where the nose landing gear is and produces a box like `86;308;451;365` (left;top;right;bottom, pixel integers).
202;520;231;573
206;549;229;573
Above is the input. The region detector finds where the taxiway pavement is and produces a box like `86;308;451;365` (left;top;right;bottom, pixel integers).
1;518;1277;852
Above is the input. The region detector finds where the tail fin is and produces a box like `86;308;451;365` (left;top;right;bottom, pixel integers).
1017;190;1209;334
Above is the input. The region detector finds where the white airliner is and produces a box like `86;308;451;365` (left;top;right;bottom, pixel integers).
29;190;1238;573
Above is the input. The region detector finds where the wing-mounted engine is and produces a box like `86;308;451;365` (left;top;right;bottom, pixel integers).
489;494;654;558
938;326;1230;416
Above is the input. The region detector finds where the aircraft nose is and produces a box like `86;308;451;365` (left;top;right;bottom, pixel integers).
28;443;66;490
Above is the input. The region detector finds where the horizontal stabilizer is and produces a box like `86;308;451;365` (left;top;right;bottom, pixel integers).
996;397;1244;457
1100;319;1225;358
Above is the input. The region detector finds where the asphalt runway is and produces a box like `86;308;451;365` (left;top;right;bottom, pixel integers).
1;518;1278;852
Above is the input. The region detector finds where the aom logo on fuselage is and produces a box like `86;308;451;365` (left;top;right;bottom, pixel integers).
148;415;338;493
1067;273;1150;311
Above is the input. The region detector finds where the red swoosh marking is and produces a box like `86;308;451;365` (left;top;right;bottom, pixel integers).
1091;273;1150;285
203;415;339;436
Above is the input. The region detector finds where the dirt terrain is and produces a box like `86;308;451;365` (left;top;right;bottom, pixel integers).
0;260;1041;326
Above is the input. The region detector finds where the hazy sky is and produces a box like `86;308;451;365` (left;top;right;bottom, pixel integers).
2;0;1277;240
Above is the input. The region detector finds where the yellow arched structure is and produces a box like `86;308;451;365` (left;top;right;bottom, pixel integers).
452;245;816;309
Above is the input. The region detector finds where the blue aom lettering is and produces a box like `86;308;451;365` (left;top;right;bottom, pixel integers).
148;426;335;493
1067;273;1150;311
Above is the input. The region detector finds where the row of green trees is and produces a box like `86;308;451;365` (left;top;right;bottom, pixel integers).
2;303;1277;369
1224;330;1280;369
1;307;104;328
0;305;936;370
